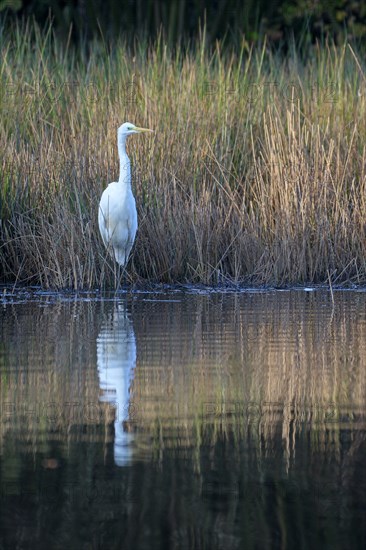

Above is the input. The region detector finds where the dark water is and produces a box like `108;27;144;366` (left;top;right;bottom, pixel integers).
0;288;366;549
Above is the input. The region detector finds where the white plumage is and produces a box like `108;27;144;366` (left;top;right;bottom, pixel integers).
98;122;153;267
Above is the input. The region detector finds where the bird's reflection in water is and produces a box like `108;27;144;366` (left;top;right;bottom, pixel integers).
97;301;136;466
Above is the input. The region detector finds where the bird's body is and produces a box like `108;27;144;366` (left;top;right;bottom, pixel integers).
98;122;152;267
98;160;138;267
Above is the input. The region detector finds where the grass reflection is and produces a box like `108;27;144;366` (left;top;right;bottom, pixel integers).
0;290;365;548
1;291;364;460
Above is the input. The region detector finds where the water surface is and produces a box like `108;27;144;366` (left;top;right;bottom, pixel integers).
0;289;365;549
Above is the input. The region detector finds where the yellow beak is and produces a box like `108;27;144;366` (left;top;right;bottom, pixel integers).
135;126;154;133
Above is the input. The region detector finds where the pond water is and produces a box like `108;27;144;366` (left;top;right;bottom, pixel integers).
0;288;365;549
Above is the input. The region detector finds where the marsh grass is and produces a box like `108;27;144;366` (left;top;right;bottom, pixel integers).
1;22;366;288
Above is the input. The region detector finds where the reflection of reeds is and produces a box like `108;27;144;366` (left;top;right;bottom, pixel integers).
0;300;114;457
1;292;365;466
1;293;365;547
129;292;366;462
1;24;366;287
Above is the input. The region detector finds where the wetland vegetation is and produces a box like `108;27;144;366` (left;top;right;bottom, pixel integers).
1;22;366;288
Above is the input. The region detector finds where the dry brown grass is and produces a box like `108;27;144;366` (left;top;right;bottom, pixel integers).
1;24;366;288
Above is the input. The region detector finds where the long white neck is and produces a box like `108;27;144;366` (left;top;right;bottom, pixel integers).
118;134;131;188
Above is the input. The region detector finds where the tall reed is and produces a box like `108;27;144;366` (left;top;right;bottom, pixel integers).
1;22;366;288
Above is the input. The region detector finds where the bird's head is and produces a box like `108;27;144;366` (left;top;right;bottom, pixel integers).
118;122;153;138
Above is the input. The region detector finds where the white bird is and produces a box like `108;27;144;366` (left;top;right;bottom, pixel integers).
98;122;153;267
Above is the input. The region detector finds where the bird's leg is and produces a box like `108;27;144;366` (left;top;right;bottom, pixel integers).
123;240;131;290
115;265;120;292
123;265;127;290
120;264;125;291
116;263;123;293
117;262;129;293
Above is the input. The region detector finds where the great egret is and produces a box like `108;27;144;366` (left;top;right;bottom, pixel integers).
98;122;153;267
